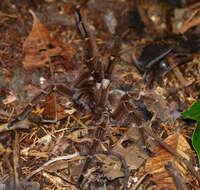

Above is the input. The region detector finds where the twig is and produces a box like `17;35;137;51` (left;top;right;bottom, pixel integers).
0;119;32;133
180;16;200;33
13;131;21;190
130;173;148;190
189;2;200;10
169;57;189;86
42;171;75;188
26;152;87;180
3;148;14;189
165;161;189;190
70;115;88;129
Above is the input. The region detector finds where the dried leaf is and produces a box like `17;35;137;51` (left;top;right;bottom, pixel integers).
51;136;70;155
145;134;193;190
23;10;75;70
42;93;69;121
44;160;70;172
101;158;124;180
100;124;149;176
3;94;17;104
140;90;177;122
32;104;44;115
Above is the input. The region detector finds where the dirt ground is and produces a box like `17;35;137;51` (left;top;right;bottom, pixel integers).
1;0;200;189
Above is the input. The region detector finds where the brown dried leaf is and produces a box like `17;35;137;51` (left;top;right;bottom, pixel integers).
101;157;124;180
139;90;178;122
69;162;84;176
99;124;149;180
66;129;92;143
23;10;75;70
51;136;70;155
42;93;69;121
98;125;145;180
145;134;193;190
113;125;149;169
44;160;70;172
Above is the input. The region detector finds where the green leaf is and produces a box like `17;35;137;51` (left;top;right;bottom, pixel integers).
181;99;200;165
192;120;200;162
181;100;200;121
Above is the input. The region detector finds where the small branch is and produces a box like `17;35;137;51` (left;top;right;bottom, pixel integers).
189;2;200;10
165;161;189;190
180;16;200;33
26;152;87;180
13;131;22;190
3;148;14;189
0;119;32;133
169;57;188;86
130;173;149;190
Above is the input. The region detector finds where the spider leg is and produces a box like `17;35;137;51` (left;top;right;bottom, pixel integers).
143;70;154;89
75;7;98;76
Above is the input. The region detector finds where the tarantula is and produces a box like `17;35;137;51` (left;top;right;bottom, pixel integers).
8;3;121;127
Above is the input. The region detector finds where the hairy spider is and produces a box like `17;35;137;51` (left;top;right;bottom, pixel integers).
6;5;128;188
8;3;121;124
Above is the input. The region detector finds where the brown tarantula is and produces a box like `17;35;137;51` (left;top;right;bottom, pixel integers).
8;3;121;126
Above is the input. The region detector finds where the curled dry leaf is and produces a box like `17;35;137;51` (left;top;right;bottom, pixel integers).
145;134;193;190
42;93;63;121
23;10;75;70
98;124;150;181
113;124;149;169
101;157;124;180
44;160;70;172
